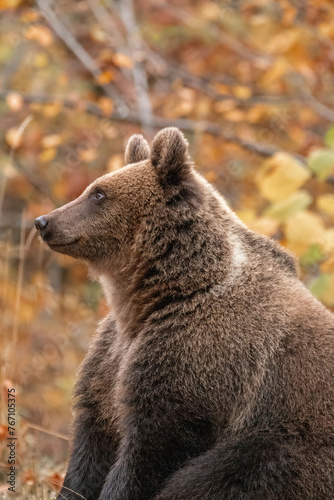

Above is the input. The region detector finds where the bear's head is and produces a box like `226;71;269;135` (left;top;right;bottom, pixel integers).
35;128;206;274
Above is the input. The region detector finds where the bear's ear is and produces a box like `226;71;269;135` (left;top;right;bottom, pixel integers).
151;128;192;187
125;134;150;164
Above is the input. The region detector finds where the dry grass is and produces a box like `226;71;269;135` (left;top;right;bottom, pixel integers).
0;221;103;499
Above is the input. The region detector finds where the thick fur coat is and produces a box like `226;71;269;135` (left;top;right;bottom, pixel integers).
35;128;334;500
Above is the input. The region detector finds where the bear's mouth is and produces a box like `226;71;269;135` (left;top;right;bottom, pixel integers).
47;237;81;249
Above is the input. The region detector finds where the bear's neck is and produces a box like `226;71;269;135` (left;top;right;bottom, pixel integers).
98;207;249;338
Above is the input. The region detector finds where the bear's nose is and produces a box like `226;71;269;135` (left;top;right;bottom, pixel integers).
35;215;48;231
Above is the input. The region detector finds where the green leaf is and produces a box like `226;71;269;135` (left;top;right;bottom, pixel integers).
310;274;330;299
300;244;326;269
309;273;334;306
264;190;312;222
324;127;334;148
0;43;13;64
307;148;334;181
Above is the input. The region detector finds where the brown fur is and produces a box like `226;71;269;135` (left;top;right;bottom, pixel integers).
36;128;334;500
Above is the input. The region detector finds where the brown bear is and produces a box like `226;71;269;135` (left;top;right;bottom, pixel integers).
35;128;334;500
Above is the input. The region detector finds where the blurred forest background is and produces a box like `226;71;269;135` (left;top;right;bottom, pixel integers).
1;0;334;498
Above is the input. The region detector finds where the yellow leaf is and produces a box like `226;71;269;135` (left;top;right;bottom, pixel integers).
112;53;134;69
284;211;326;256
24;25;53;47
316;194;334;216
236;209;256;224
6;91;23;111
0;0;22;9
42;102;63;117
233;86;252;100
41;134;63;148
5;127;22;148
33;52;49;68
256;152;310;202
39;148;57;163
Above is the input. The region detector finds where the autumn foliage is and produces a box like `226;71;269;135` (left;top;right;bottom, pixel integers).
1;1;334;498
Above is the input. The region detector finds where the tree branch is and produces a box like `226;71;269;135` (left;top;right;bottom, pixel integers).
157;3;334;123
86;0;126;49
161;3;272;67
0;90;287;158
115;0;153;133
36;0;129;117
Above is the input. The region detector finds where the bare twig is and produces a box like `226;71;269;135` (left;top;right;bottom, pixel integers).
284;69;334;122
36;0;129;117
13;158;55;202
158;3;334;122
161;3;272;67
149;116;282;157
304;92;334;122
0;90;284;158
45;480;87;500
297;80;334;122
1;45;26;88
0;90;103;115
86;0;125;48
0;114;33;217
11;211;25;365
22;422;69;441
114;0;153;133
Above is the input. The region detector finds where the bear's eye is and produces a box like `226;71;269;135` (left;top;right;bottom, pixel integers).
93;190;105;201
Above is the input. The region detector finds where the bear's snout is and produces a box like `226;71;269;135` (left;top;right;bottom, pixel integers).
35;214;53;242
35;215;48;232
35;208;83;256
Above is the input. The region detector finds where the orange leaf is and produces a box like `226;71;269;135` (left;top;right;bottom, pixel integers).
97;70;115;84
98;97;114;116
22;469;35;486
6;92;23;111
0;425;7;441
112;53;134;69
